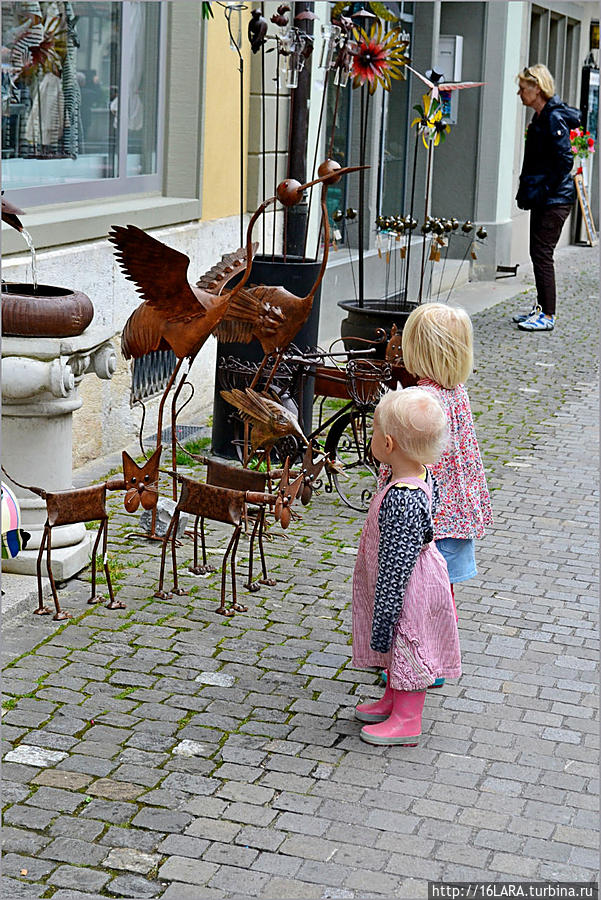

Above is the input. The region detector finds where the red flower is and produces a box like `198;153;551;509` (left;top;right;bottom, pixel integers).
588;137;594;147
570;129;577;139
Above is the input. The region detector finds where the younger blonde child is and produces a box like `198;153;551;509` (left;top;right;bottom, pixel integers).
352;388;461;746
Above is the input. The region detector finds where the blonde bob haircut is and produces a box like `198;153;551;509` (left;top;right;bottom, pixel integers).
376;387;449;465
401;302;473;389
517;64;555;100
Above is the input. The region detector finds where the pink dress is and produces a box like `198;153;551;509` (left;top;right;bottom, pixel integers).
352;475;461;691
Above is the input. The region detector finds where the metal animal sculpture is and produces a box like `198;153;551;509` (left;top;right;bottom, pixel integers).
122;447;161;513
1;196;24;232
212;160;365;394
273;457;305;530
385;323;403;364
199;458;277;592
154;474;276;616
220;388;308;466
0;471;127;621
109;227;259;362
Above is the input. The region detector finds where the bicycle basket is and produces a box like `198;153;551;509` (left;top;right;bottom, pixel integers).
345;359;391;407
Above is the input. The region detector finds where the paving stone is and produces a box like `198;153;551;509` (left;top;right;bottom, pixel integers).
87;778;145;801
160;884;226;900
80;799;137;824
1;853;57;880
186;817;241;843
1;827;50;855
102;847;161;874
25;786;85;814
132;808;193;833
208;864;269;896
0;877;46;898
158;856;218;885
31;770;92;791
47;866;110;892
106;875;162;897
40;837;107;866
48;816;105;841
4;745;68;767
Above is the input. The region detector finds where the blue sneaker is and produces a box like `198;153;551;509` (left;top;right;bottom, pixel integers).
518;310;555;331
512;304;538;323
428;677;445;689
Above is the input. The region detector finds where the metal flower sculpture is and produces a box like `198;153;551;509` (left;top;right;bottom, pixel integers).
411;94;450;148
351;21;410;94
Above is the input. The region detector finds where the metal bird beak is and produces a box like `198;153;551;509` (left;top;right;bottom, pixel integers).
298;164;368;192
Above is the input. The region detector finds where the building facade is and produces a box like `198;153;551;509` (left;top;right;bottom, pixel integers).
2;1;597;465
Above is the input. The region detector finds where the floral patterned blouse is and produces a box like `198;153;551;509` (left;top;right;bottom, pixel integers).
377;379;493;540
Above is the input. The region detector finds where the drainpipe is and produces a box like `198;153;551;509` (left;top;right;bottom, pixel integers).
286;1;315;258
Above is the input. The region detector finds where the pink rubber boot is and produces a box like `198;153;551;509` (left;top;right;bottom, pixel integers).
360;688;426;745
355;676;394;723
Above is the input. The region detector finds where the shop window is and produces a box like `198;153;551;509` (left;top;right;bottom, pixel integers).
2;0;165;205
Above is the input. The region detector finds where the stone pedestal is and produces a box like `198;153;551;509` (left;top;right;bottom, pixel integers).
2;327;116;578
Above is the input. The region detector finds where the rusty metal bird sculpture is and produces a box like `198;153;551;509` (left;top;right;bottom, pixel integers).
220;388;308;466
248;8;268;52
212;160;366;396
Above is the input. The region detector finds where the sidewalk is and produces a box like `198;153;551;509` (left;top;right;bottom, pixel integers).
1;245;598;900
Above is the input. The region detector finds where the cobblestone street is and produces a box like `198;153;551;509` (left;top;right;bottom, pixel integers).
1;245;599;900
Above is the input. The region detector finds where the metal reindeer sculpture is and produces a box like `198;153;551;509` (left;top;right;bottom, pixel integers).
154;472;277;617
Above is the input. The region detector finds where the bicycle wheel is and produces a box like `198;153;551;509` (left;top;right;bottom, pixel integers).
324;409;377;512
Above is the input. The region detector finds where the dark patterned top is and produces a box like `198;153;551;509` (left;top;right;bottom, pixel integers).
371;471;439;653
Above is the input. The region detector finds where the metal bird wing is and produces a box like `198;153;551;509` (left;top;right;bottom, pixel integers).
109;224;201;315
220;388;288;428
110;224;206;359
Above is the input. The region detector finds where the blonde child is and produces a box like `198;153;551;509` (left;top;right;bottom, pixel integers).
378;304;492;689
352;388;461;746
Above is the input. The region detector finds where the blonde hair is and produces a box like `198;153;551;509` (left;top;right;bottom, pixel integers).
517;64;555;100
401;303;473;389
376;388;448;465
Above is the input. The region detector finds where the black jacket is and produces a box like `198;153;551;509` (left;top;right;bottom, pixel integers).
516;95;581;210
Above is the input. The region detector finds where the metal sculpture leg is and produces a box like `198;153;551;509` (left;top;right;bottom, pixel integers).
229;526;247;614
44;527;69;621
245;513;262;591
169;511;188;597
155;514;176;600
101;520;126;610
34;525;55;617
188;516;216;576
257;507;276;587
217;526;243;617
88;521;106;605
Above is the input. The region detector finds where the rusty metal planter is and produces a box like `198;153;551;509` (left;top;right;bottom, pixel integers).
2;284;94;337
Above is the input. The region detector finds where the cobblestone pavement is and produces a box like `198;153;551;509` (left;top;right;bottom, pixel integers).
2;245;598;900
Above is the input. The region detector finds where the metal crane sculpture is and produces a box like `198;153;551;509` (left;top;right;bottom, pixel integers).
212;160;366;396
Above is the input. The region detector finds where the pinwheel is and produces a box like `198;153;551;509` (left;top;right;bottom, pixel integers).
411;94;449;148
351;21;410;94
406;65;485;101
